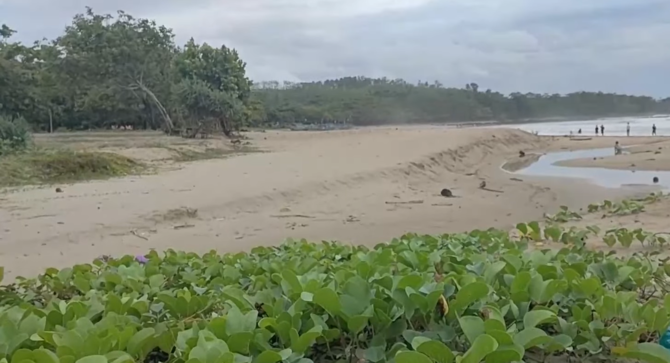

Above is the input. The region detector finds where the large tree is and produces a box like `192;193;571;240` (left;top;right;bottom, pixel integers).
0;25;35;121
55;8;177;131
172;39;252;136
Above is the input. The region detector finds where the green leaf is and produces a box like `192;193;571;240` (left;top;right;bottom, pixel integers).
226;305;258;335
313;288;341;315
395;351;432;363
513;328;552;349
32;349;60;363
290;328;322;354
485;344;524;363
281;270;303;294
523;310;556;329
458;316;485;345
127;328;155;357
362;346;385;362
612;343;670;363
253;351;283;363
300;292;314;302
227;332;253;354
452;282;488;312
74;357;107;363
415;340;454;363
461;334;499;363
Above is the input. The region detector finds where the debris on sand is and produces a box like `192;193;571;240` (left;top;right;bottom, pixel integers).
479;180;504;193
130;230;149;240
385;200;424;205
519;150;525;157
55;187;63;193
440;188;454;197
270;214;314;219
345;215;360;223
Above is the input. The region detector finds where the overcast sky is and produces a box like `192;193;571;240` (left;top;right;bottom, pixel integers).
2;0;670;96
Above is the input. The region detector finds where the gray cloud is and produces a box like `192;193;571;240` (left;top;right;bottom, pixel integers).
2;0;670;96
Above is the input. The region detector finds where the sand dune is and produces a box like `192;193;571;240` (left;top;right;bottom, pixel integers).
0;127;666;279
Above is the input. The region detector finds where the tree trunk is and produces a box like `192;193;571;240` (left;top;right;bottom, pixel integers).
219;117;232;137
48;108;53;133
133;81;174;133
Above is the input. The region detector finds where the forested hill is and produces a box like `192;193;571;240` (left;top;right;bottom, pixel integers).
2;8;670;133
252;79;670;126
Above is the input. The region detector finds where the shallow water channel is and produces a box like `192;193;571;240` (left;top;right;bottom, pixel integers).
512;148;670;192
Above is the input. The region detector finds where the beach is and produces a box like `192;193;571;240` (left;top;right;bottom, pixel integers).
1;125;670;279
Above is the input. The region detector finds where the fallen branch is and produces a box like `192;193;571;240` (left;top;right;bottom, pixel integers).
130;230;149;240
270;214;315;219
481;187;504;193
385;200;424;205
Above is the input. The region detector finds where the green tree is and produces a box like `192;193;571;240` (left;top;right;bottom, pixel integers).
55;8;177;131
172;39;252;136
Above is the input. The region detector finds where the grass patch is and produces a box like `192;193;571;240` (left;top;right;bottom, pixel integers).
0;150;142;187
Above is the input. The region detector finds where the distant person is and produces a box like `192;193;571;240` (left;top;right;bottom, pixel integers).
595;125;599;135
578;128;582;134
626;122;630;136
653;124;657;135
600;125;605;136
614;141;622;155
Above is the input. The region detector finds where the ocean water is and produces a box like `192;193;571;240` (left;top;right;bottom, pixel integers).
498;116;670;137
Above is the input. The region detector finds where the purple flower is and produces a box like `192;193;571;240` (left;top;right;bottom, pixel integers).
135;255;148;264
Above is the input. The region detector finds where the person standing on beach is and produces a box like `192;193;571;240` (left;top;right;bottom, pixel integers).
595;125;599;135
626;122;630;136
601;125;605;136
653;124;657;136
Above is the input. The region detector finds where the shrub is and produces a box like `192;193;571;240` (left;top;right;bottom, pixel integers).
0;116;31;155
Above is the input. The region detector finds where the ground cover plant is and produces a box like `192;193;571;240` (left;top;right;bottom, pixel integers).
2;204;670;363
0;149;141;187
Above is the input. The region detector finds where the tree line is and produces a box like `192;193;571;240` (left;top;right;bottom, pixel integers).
1;8;250;136
2;8;670;135
253;80;670;126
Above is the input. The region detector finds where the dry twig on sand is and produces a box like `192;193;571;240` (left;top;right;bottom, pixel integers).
270;214;315;219
130;230;148;240
385;200;424;205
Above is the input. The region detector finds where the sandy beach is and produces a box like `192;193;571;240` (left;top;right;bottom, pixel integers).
1;126;669;279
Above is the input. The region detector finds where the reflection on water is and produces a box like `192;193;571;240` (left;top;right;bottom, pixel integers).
514;148;670;191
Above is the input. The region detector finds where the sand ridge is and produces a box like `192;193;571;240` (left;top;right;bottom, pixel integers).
0;127;667;279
